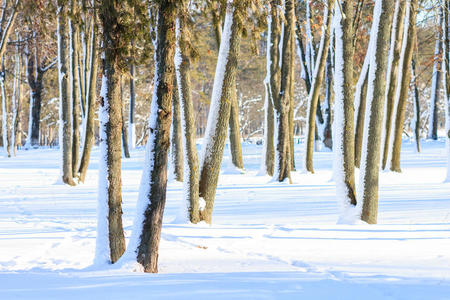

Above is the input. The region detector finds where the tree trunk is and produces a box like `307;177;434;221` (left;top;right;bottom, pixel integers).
171;76;183;181
175;10;200;223
229;81;244;170
273;0;293;182
390;0;417;172
78;13;98;183
289;28;295;171
120;76;130;158
261;8;275;176
304;0;334;173
199;1;242;223
333;0;357;207
322;51;333;149
359;0;394;224
128;62;136;150
96;0;128;264
70;3;81;177
133;0;177;273
428;6;443;140
411;58;421;152
443;0;450;181
382;0;406;170
57;2;76;186
0;68;10;156
354;57;369;168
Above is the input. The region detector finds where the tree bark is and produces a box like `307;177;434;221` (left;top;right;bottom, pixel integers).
128;62;136;149
97;0;128;263
175;10;200;223
359;0;394;224
70;1;81;177
135;0;177;273
411;58;421;152
354;57;369;168
322;51;333;149
390;0;417;172
120;76;130;158
333;0;356;206
305;0;334;173
57;1;76;186
273;0;293;182
382;0;406;170
428;6;443;140
199;1;242;223
443;0;450;181
229;82;244;169
78;13;98;183
171;76;183;181
261;6;276;176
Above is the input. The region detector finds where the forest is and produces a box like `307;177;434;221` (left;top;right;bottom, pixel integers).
0;0;450;299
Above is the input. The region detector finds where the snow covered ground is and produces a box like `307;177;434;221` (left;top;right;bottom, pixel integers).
1;140;450;299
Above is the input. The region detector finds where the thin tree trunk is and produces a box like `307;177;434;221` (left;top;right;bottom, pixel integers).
261;8;275;176
443;0;450;181
229;82;244;169
411;58;421;152
354;57;369;168
199;1;243;223
428;6;443;140
0;66;10;156
322;51;333;149
382;0;406;170
390;0;417;172
57;1;76;186
134;0;177;273
289;29;295;171
78;12;98;183
175;10;200;223
359;0;394;224
128;61;136;149
171;76;183;181
70;1;81;177
333;0;357;207
120;76;130;158
305;0;334;173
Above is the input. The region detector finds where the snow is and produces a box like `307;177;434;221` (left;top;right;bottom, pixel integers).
1;140;450;298
332;1;356;220
94;71;111;266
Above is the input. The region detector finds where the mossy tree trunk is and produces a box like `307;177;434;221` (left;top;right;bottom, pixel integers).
98;0;128;263
171;76;183;181
135;0;177;273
